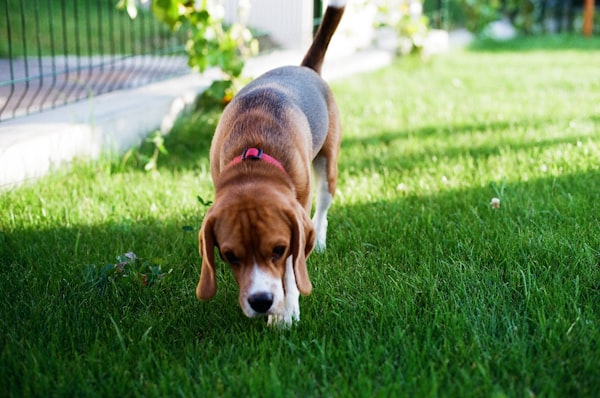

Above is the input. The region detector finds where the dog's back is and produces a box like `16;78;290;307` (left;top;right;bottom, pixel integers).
232;68;331;151
230;1;346;153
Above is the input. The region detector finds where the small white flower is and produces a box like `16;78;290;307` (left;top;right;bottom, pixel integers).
124;252;137;260
490;197;500;209
396;183;408;192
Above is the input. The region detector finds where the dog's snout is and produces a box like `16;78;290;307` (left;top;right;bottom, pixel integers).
248;292;274;313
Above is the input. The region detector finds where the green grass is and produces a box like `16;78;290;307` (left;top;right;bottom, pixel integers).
2;35;600;397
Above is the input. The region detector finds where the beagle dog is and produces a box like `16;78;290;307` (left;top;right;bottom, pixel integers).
196;0;345;326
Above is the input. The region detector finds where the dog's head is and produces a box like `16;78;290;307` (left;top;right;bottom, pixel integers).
196;186;315;318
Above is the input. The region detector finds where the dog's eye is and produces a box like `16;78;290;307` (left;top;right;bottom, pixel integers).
272;245;286;261
223;251;240;265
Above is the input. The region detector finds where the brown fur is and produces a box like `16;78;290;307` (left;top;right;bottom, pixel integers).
196;3;345;320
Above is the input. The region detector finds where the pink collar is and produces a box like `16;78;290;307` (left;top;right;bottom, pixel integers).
227;148;286;174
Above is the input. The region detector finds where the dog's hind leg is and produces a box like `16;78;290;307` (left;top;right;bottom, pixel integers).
312;155;334;252
312;99;340;252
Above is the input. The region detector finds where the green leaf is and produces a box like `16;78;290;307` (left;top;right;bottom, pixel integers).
197;195;213;207
144;157;157;172
152;0;184;29
201;80;233;104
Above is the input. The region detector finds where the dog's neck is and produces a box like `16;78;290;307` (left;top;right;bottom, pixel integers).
227;148;287;175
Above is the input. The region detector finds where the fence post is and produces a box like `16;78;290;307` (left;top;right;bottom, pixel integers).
584;0;595;36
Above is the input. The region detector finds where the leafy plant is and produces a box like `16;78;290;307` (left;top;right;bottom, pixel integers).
118;0;258;104
144;130;169;171
456;0;540;34
373;0;430;55
196;195;213;208
455;0;503;32
116;1;258;170
84;252;172;290
119;130;168;171
505;0;538;33
181;196;212;232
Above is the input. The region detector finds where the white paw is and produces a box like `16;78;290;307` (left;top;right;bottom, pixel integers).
268;260;300;327
267;308;299;328
313;217;327;253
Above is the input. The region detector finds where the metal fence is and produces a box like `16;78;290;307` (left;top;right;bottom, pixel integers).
0;0;189;122
1;0;594;123
425;0;593;31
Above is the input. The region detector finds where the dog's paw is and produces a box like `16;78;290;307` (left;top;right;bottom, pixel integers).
267;311;299;328
267;293;300;328
314;239;326;253
313;218;327;253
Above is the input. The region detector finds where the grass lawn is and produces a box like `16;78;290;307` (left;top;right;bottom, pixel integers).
1;35;600;397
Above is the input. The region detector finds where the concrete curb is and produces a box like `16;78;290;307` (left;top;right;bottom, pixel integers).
0;48;392;189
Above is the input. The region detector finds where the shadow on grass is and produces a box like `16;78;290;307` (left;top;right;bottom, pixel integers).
339;119;590;173
342;116;559;146
2;168;598;334
468;34;600;52
327;169;600;257
1;167;599;396
129;105;591;178
316;168;600;337
0;216;258;355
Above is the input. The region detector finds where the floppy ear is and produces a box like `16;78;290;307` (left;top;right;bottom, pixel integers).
290;203;316;296
196;210;217;300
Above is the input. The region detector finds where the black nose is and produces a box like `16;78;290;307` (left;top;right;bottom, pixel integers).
248;292;274;313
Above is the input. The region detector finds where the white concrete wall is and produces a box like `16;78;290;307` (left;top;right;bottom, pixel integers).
327;1;376;57
223;0;375;52
223;0;313;50
0;72;214;188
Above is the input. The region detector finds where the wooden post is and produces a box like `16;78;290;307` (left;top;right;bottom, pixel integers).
583;0;595;37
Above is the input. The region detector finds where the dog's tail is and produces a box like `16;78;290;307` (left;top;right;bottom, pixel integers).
301;0;346;75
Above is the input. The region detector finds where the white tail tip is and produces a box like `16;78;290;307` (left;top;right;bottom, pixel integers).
327;0;347;8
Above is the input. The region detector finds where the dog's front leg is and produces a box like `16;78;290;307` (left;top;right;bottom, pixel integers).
267;256;300;327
